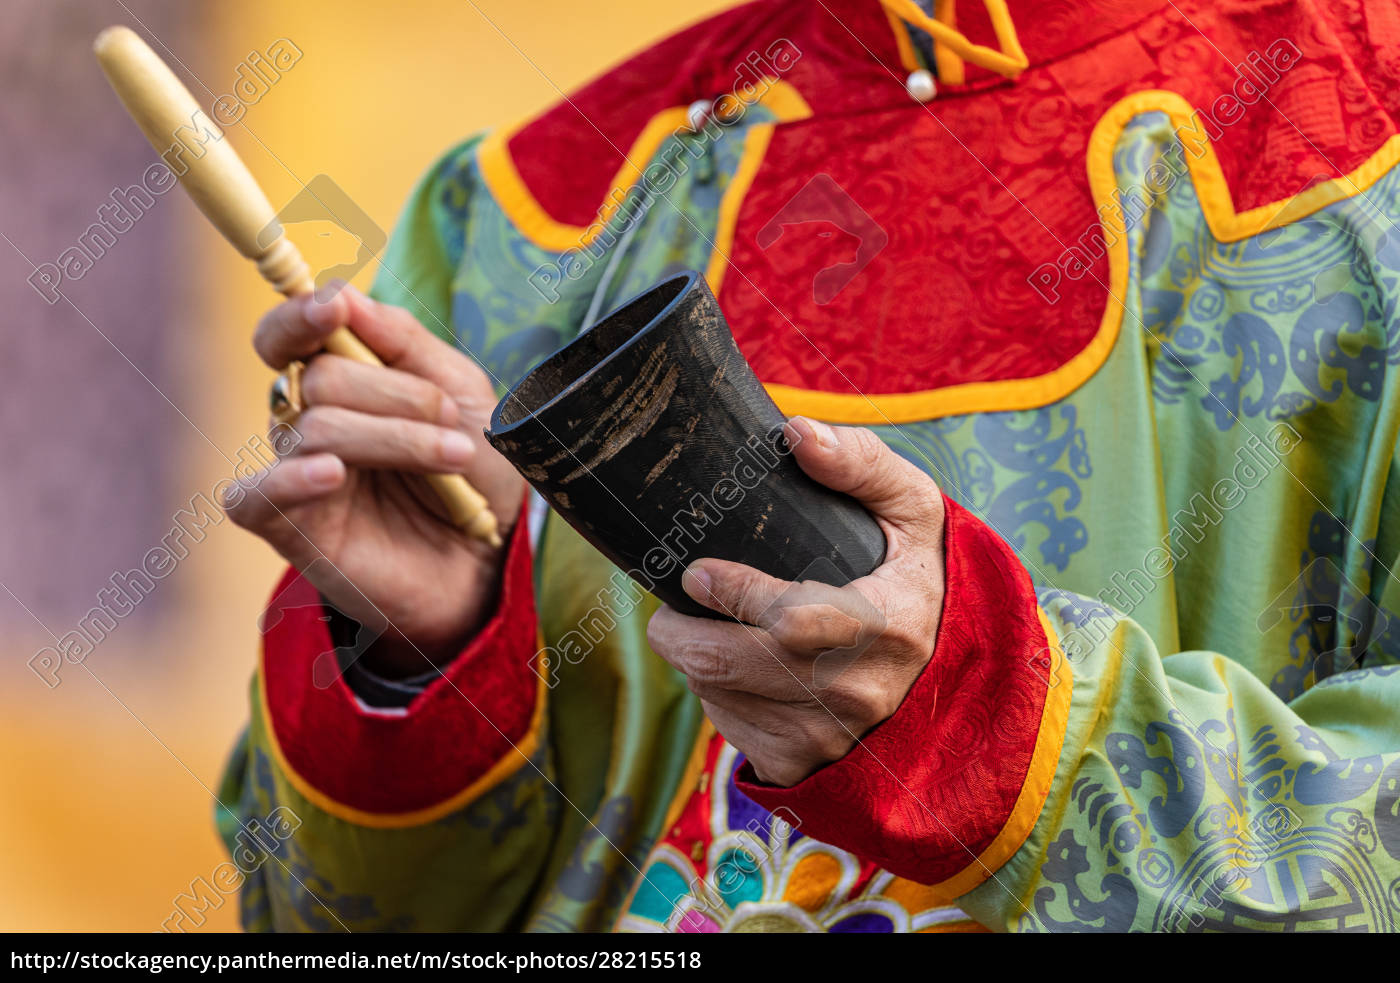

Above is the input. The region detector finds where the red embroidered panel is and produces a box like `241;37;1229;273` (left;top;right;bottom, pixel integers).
505;0;909;230
717;0;1395;398
502;0;1397;402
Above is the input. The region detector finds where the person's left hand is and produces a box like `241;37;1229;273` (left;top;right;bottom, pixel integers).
646;418;947;787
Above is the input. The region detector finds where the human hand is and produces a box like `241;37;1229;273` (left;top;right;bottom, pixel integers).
647;419;946;786
227;284;524;673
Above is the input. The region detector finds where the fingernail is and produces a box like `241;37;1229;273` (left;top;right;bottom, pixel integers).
684;563;712;598
305;455;343;487
440;431;474;467
301;291;333;327
799;417;838;448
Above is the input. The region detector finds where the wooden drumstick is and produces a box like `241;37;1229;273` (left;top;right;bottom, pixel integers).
93;25;502;548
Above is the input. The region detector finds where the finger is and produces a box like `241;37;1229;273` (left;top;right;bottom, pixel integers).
766;592;882;661
784;418;944;532
698;699;793;784
299;354;458;426
698;697;833;787
646;605;815;702
307;284;491;394
222;453;345;558
683;558;868;652
253;296;339;370
294;406;475;473
709;689;857;765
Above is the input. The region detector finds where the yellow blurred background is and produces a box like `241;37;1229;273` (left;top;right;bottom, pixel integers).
0;0;732;932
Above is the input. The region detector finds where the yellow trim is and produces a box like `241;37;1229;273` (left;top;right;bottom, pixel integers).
883;4;922;73
1098;90;1400;242
256;639;550;830
880;0;972;82
879;0;1028;79
919;607;1074;904
479;107;687;253
763;88;1400;424
705;81;813;296
705;125;774;295
479;82;811;255
932;0;966;86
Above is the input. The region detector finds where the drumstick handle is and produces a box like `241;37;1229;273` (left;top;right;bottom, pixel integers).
94;25;501;547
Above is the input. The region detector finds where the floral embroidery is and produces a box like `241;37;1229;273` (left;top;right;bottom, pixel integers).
618;741;980;933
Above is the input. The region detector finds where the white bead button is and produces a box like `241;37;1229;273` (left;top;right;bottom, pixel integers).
687;99;712;131
905;69;937;102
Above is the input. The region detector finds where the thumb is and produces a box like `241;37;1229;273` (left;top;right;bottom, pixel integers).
784;418;943;531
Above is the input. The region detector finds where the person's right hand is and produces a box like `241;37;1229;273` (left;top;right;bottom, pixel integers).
227;283;525;675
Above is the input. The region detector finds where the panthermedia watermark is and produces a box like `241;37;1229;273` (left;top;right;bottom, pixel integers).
27;38;304;305
160;806;302;933
1028;38;1303;305
26;426;301;688
527;39;802;303
1032;421;1302;684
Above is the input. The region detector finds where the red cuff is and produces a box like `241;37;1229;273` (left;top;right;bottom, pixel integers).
256;505;543;827
736;494;1073;895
